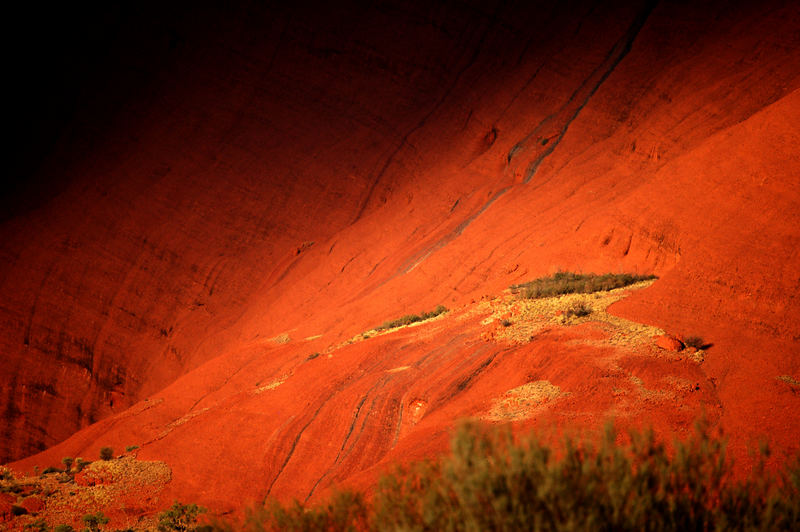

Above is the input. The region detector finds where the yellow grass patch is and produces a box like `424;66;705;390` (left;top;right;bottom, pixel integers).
485;380;564;421
488;280;663;347
253;376;287;394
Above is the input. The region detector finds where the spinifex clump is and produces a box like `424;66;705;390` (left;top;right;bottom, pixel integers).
511;271;656;299
375;305;448;331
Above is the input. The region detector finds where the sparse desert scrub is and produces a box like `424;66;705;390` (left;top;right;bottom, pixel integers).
99;447;114;461
511;271;657;299
1;456;173;530
228;420;800;531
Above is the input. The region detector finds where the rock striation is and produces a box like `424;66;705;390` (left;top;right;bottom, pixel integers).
1;0;798;518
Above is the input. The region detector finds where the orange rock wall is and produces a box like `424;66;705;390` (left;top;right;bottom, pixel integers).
2;0;799;514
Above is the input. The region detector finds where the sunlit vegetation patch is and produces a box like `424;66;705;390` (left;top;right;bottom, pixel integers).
375;305;448;331
511;272;657;299
220;421;799;531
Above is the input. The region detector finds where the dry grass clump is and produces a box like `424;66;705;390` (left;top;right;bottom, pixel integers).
564;300;592;319
511;271;657;299
375;305;448;331
778;375;800;390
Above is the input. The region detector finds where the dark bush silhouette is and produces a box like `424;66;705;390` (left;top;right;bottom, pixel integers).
683;336;706;349
99;447;114;461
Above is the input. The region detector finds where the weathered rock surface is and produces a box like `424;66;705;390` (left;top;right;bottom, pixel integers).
2;0;799;522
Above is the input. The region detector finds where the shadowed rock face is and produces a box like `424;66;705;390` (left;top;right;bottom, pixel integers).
2;0;799;511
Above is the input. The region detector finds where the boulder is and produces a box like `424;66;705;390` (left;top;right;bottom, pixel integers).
20;496;44;513
0;493;16;522
655;334;684;352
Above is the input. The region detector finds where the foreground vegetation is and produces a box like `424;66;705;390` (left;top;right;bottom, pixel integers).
5;422;798;530
511;272;657;299
216;421;799;531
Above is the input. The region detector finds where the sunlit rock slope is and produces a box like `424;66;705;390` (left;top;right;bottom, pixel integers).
2;0;799;520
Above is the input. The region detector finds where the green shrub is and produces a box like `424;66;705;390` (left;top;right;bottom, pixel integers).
42;466;62;475
157;501;207;531
376;305;448;331
125;445;139;452
62;456;74;472
99;447;114;461
238;420;800;531
512;271;657;299
82;512;109;532
54;525;76;532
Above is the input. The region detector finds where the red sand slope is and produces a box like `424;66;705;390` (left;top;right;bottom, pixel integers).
2;0;799;523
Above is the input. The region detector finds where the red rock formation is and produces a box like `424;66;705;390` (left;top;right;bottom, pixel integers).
654;335;684;352
19;495;44;514
2;0;799;523
0;493;14;522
